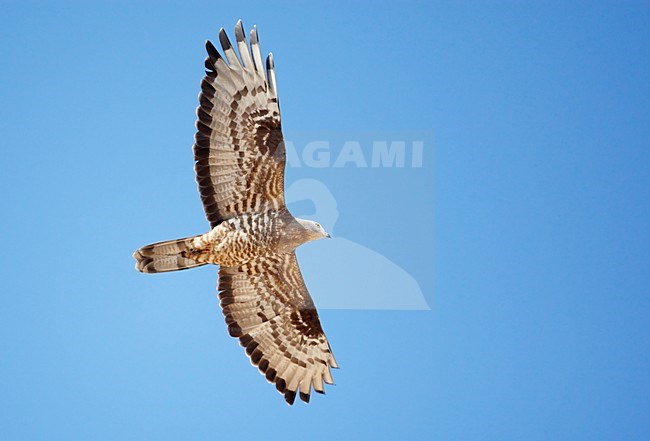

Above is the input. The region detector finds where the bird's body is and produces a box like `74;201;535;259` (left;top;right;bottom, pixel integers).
135;209;325;270
195;210;290;267
133;20;337;405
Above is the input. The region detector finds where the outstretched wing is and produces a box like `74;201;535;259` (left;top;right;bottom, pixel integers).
218;253;338;405
195;21;285;228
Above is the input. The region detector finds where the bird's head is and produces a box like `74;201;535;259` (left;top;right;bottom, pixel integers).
296;218;331;241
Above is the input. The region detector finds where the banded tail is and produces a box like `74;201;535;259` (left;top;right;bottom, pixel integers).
133;236;207;273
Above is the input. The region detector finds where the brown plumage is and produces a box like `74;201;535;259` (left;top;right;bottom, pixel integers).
133;20;337;405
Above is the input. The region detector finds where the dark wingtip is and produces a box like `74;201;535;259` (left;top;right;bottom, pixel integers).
284;390;296;405
234;20;247;45
238;334;253;347
218;27;232;50
299;392;310;403
275;378;286;393
251;349;263;365
205;40;221;60
250;26;259;44
245;341;259;356
227;323;242;337
314;388;326;395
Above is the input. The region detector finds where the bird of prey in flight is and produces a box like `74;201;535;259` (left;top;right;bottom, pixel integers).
133;20;338;405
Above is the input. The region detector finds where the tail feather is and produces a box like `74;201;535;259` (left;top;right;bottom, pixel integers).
133;236;207;273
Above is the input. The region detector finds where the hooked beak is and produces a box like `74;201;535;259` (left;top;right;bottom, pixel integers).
326;233;332;238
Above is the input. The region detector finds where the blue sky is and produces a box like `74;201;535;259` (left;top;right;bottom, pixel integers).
1;1;649;439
